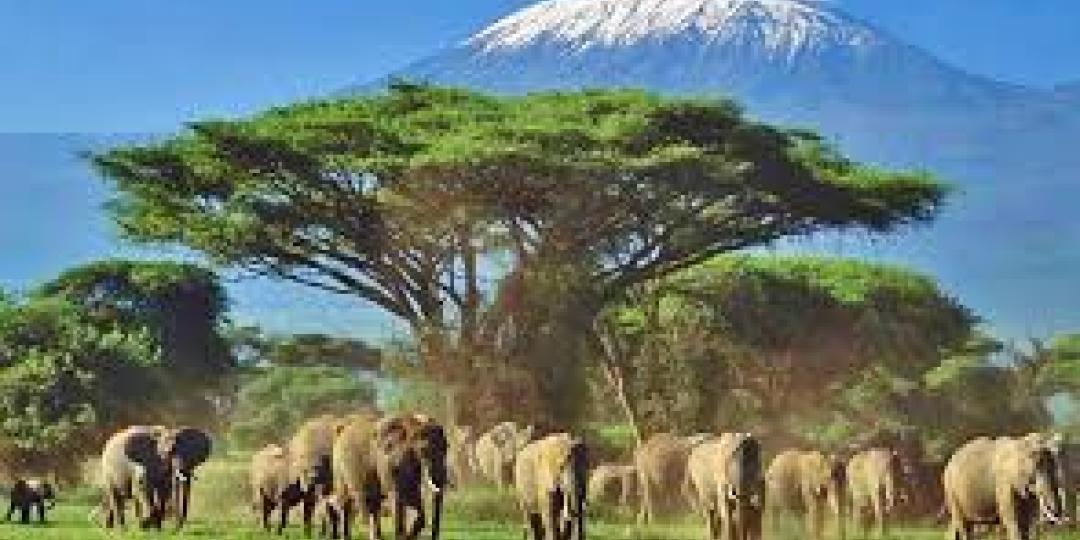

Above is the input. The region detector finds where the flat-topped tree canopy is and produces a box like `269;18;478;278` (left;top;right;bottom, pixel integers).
93;83;947;330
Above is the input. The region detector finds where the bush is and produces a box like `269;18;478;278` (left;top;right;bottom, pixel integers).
228;366;377;449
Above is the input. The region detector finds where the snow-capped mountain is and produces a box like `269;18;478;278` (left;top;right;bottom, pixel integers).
377;0;1031;109
352;0;1080;337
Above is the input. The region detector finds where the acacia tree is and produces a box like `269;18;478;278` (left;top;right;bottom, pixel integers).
94;84;946;424
263;333;382;371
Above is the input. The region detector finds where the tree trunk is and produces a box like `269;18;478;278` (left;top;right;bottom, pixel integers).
599;361;644;449
593;318;644;449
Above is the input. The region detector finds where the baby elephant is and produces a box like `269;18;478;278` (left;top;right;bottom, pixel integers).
6;479;56;524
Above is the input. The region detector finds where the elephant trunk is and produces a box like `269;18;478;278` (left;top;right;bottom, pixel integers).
179;477;191;529
575;487;586;540
170;466;193;530
424;456;447;540
432;484;444;540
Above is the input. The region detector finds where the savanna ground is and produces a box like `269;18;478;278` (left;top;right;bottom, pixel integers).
2;455;1077;540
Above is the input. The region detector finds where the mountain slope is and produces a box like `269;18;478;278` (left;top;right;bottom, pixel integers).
356;0;1080;337
388;0;1029;108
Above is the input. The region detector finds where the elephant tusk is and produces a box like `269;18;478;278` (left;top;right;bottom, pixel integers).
1043;508;1062;524
426;477;442;494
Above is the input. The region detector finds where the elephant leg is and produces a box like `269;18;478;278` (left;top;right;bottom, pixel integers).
37;501;46;523
113;489;127;528
320;505;331;539
747;505;764;540
407;502;425;540
342;497;353;540
717;505;730;540
363;484;384;540
303;493;317;537
368;510;383;540
103;492;116;528
278;498;290;535
872;497;885;539
18;502;29;524
264;500;275;532
750;506;764;540
861;507;871;539
393;497;405;539
808;503;823;540
1002;519;1023;540
542;501;559;540
525;512;544;540
705;505;717;540
639;480;653;526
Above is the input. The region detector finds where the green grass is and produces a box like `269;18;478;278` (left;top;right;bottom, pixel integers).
7;502;1080;540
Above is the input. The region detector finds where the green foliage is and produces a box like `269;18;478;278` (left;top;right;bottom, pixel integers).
93;84;948;424
0;261;236;479
0;296;161;480
228;366;376;449
598;254;978;453
93;85;945;314
1038;333;1080;394
264;333;382;370
35;259;232;378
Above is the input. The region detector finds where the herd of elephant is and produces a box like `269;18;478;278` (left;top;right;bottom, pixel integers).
1;416;1074;540
247;415;1073;540
594;431;1071;540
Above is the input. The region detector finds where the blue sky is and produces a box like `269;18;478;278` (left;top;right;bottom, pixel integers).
0;0;1077;341
1;0;1078;133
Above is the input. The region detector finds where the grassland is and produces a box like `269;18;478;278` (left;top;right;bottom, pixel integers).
4;503;1080;540
1;454;1077;540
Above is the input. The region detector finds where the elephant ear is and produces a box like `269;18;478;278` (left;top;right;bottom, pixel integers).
171;428;213;469
377;417;409;453
419;422;449;458
123;429;164;465
1047;433;1065;453
517;425;536;449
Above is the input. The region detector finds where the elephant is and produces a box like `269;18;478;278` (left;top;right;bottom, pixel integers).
6;478;55;524
846;448;905;539
943;434;1065;540
289;415;345;537
515;433;588;540
251;443;304;534
99;425;212;530
1050;438;1080;529
447;425;477;488
474;421;535;490
634;432;714;524
687;433;763;540
322;411;382;540
765;449;845;540
160;426;213;529
587;464;637;507
373;413;449;540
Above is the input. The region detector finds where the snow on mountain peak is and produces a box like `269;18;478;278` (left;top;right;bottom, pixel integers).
469;0;881;63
